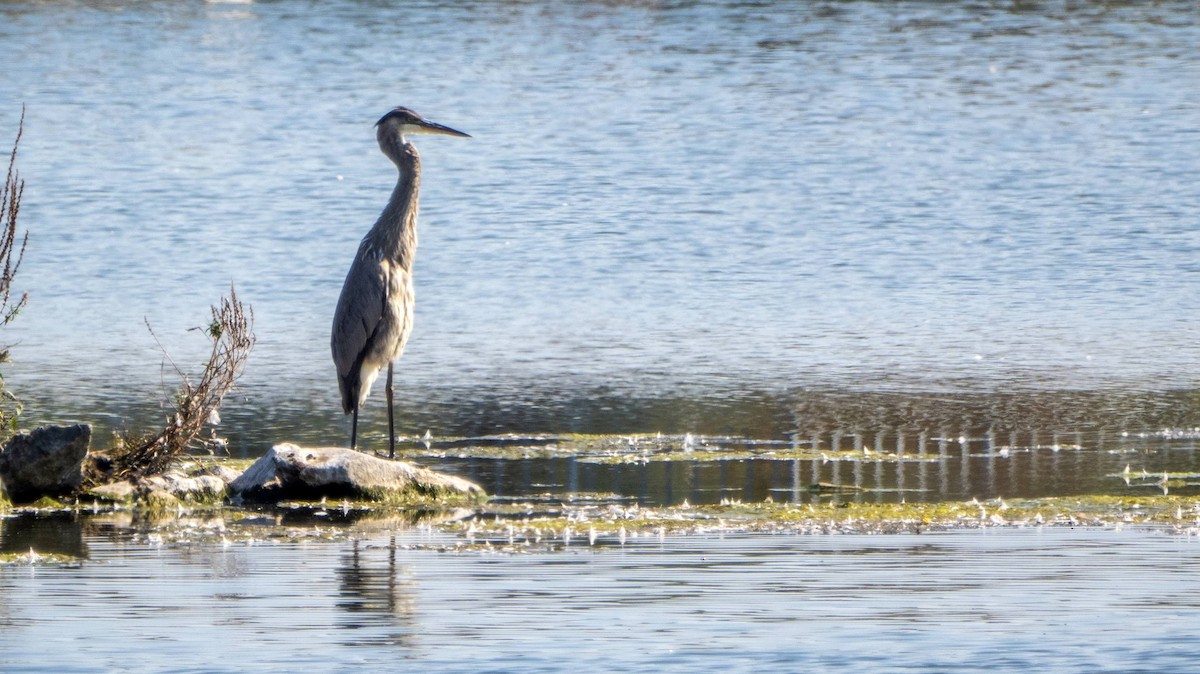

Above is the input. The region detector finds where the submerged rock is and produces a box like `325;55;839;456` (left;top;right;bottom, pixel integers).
0;424;92;503
230;443;487;505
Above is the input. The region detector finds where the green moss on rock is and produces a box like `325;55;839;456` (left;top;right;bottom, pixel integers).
141;490;182;513
28;496;66;509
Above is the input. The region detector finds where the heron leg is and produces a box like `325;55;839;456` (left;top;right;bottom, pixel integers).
350;407;358;450
386;362;395;459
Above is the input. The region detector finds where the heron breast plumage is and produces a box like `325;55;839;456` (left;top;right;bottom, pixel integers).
332;248;414;413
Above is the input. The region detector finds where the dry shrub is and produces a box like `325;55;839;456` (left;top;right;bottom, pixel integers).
0;107;30;434
100;287;256;482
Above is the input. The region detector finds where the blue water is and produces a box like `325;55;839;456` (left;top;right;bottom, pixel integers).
1;0;1198;445
3;525;1200;672
3;5;1200;669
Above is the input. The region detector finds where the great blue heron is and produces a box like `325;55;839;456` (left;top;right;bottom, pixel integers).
331;106;469;457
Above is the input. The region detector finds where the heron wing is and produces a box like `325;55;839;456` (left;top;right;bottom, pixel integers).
331;252;388;413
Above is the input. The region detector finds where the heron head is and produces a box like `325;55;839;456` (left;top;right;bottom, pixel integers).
375;107;470;141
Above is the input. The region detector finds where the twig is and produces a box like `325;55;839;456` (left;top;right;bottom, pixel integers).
0;106;29;434
100;287;256;482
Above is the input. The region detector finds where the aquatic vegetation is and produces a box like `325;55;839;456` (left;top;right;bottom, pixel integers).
8;435;1200;557
269;483;488;510
9;477;1200;557
27;496;66;510
359;484;489;507
434;493;1200;552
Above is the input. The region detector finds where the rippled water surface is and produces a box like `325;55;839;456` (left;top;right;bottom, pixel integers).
3;3;1200;670
2;0;1199;445
4;524;1200;672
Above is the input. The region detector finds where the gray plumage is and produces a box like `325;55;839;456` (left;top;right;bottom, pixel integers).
331;106;469;457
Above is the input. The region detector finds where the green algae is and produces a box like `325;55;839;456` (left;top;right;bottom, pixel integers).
7;490;1200;556
358;481;489;508
141;489;183;513
439;493;1200;552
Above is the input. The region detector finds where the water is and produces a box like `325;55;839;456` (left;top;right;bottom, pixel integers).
1;0;1199;446
436;427;1200;506
3;3;1200;670
3;522;1200;672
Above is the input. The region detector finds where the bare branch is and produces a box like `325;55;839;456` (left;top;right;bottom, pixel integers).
0;106;29;434
100;287;256;482
0;105;29;328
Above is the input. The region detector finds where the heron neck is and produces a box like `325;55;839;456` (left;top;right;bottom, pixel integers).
368;139;421;272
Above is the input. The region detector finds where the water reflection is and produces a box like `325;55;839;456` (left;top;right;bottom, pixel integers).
4;525;1200;672
0;514;87;559
336;539;415;645
430;423;1199;507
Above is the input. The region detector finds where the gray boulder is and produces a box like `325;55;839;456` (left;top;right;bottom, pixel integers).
87;471;229;505
231;443;486;505
0;424;92;503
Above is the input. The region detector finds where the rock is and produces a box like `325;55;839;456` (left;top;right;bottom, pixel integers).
230;443;487;505
197;464;242;485
141;472;228;502
142;489;182;511
88;480;136;502
0;424;92;503
87;471;229;505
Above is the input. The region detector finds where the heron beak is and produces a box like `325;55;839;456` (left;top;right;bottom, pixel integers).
413;119;471;138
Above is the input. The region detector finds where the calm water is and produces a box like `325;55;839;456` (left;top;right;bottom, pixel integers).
1;0;1199;447
4;523;1200;673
